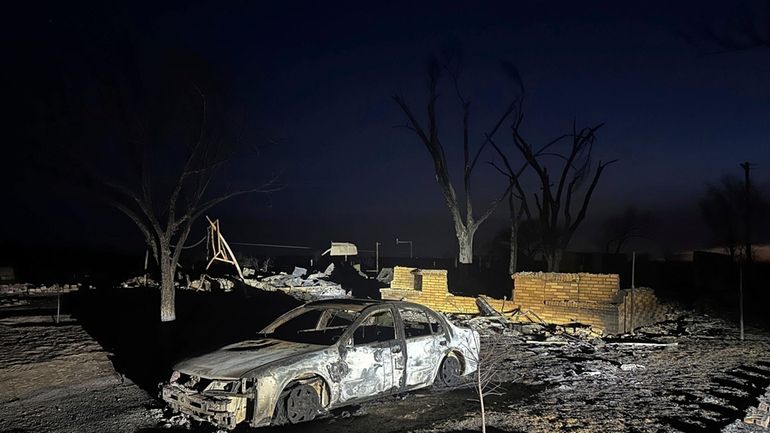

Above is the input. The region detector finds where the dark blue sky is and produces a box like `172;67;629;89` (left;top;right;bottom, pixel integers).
4;1;770;258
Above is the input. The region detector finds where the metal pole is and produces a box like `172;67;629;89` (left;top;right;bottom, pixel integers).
56;288;61;325
740;162;752;263
738;263;743;341
144;249;149;287
630;251;636;334
375;242;381;274
396;238;414;259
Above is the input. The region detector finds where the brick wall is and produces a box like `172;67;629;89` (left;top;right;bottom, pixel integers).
616;287;667;333
380;267;508;314
513;272;665;334
381;267;665;334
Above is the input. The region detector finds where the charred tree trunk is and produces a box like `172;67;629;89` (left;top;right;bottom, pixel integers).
159;247;176;323
509;219;518;275
508;192;519;275
544;248;563;272
457;227;476;265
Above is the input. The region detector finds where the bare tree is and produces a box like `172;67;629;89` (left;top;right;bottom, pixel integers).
684;0;770;54
394;57;515;264
451;333;517;433
699;175;766;261
506;118;617;271
601;207;653;254
486;140;530;274
41;52;277;322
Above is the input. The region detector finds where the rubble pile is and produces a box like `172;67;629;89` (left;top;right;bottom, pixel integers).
185;275;234;292
0;297;29;307
437;309;770;433
448;299;602;343
738;388;770;430
244;264;350;301
0;283;81;296
119;276;159;289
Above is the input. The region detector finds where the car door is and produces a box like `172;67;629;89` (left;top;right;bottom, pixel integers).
398;306;445;387
338;307;402;402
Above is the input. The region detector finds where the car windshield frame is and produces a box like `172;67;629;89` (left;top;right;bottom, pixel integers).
259;305;364;346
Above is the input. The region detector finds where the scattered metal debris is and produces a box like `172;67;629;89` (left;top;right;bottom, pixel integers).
376;268;394;284
243;264;350;301
0;283;81;295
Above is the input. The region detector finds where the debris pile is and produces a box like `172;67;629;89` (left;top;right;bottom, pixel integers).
186;275;234;292
447;297;603;344
742;390;770;429
0;283;81;296
0;297;29;307
119;276;159;289
244;264;350;301
436;305;770;433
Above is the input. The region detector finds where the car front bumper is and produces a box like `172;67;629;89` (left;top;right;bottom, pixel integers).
161;384;248;430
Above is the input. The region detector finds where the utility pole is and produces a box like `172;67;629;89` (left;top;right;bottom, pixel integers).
375;242;381;274
739;262;745;341
396;237;413;259
739;162;751;342
630;251;636;334
740;162;752;263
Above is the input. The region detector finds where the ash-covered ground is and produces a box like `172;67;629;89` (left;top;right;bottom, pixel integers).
1;288;769;433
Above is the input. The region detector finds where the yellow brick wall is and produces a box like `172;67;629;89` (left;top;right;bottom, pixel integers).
615;287;667;333
382;268;664;334
381;267;508;314
512;272;622;331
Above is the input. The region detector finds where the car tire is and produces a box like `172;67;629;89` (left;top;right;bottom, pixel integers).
437;353;463;388
274;383;320;425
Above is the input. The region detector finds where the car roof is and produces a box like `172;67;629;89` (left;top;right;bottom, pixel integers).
304;298;425;311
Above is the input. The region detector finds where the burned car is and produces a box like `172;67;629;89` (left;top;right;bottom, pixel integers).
161;299;480;429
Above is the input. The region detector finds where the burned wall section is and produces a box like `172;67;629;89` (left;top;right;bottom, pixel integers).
513;272;666;334
381;267;507;314
381;268;666;334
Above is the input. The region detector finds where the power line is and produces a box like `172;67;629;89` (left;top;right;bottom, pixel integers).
229;242;312;250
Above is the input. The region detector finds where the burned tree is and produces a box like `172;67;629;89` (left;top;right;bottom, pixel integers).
507;118;616;271
699;174;767;261
394;58;515;264
601;206;653;254
486;138;531;274
41;52;276;322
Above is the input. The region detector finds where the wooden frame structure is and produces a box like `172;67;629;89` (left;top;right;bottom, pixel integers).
205;216;244;280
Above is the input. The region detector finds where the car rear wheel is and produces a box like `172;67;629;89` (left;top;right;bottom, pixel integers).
274;383;320;425
437;354;462;388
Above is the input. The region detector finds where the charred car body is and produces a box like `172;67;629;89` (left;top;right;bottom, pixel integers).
161;299;480;429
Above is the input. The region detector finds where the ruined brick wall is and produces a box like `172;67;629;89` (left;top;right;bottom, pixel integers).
381;268;666;334
513;272;621;332
380;267;508;314
616;287;667;334
513;272;665;334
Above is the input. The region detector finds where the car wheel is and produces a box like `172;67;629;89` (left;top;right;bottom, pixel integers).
437;354;462;388
282;384;320;424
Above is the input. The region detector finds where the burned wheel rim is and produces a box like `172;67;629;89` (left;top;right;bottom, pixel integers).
285;384;319;424
439;355;462;387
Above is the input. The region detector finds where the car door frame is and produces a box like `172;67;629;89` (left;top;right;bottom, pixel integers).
395;304;454;389
334;304;408;402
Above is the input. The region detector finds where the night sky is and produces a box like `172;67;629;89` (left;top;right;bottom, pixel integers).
4;1;770;261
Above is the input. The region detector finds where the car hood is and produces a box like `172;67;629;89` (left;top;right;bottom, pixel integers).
174;338;325;379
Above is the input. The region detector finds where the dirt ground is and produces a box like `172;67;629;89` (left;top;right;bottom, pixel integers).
1;291;769;433
0;310;158;433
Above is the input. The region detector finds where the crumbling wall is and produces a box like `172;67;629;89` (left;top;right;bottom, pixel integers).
381;267;508;314
382;268;666;334
616;287;666;334
513;272;666;334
